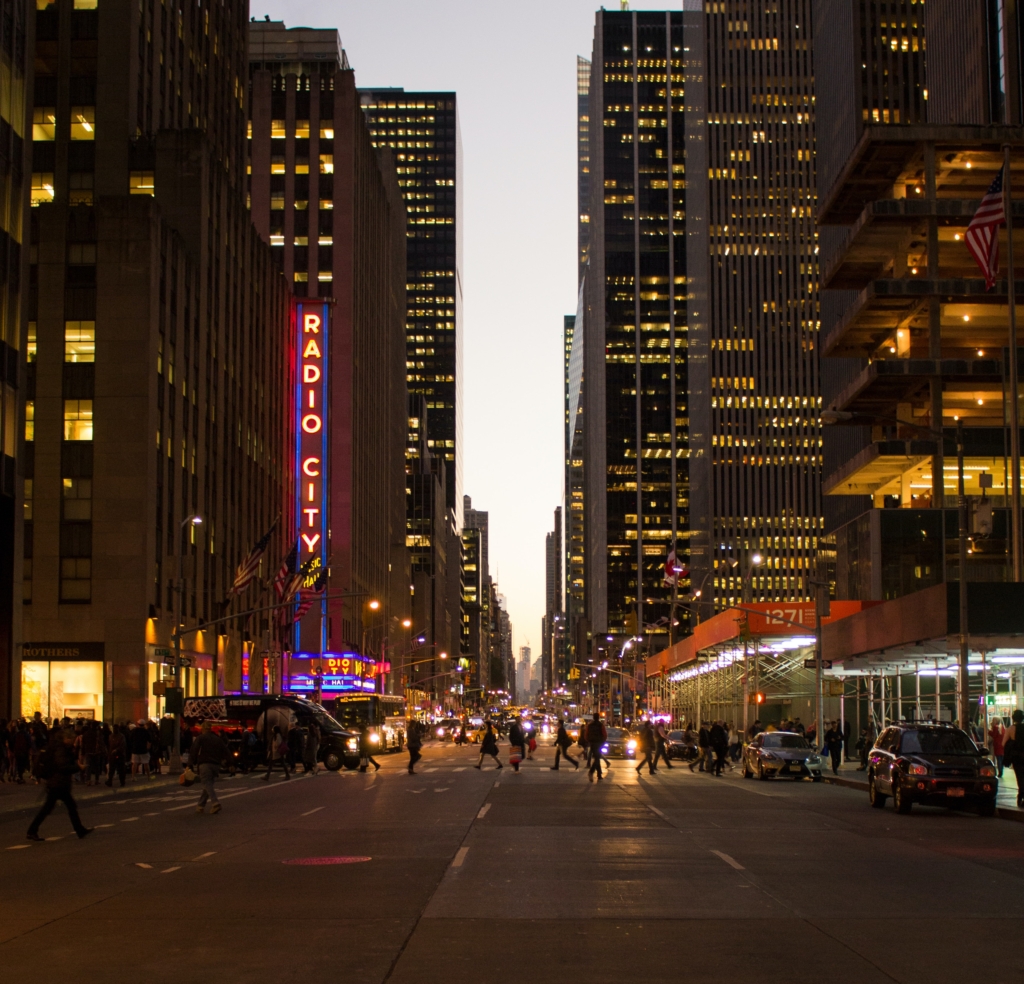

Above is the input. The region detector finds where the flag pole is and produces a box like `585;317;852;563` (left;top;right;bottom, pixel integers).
1005;145;1022;582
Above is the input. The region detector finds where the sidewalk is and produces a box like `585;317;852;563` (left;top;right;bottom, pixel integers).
823;758;1023;821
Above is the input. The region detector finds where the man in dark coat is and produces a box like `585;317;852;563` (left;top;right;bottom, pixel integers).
27;731;92;841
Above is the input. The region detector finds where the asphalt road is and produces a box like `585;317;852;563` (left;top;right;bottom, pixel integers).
2;742;1023;983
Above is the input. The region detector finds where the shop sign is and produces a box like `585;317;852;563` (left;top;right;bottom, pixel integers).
289;652;377;692
294;301;329;563
23;642;105;660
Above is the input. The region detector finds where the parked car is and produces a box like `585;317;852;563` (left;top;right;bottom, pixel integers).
867;722;998;816
665;730;699;762
601;727;637;759
743;731;823;781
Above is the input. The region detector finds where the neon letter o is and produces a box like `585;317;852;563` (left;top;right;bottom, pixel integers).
301;414;322;434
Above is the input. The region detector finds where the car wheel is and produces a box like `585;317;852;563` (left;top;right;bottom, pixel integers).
869;773;887;808
322;751;342;772
757;762;768;781
893;779;912;814
343;756;360;771
978;797;997;817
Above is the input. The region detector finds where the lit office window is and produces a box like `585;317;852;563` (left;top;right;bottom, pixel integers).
63;400;93;441
70;106;95;140
32;108;56;140
65;321;96;362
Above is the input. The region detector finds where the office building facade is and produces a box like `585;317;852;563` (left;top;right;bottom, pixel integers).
0;0;32;717
247;22;409;655
580;9;687;645
360;88;463;525
21;0;290;723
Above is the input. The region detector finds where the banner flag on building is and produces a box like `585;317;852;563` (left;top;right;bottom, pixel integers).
229;521;277;596
291;569;328;624
965;166;1005;289
272;543;298;599
663;547;687;587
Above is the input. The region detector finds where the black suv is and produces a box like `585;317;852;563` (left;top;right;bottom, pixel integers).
867;723;998;816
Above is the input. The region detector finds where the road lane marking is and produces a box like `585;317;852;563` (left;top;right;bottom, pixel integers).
122;817;139;822
424;768;438;773
193;852;216;860
453;767;466;772
493;782;501;788
301;807;324;816
434;787;450;793
96;824;114;828
7;844;31;850
135;863;153;869
165;803;197;811
647;805;667;819
161;866;182;874
45;836;62;841
451;847;469;868
144;813;159;817
477;804;491;819
710;850;745;870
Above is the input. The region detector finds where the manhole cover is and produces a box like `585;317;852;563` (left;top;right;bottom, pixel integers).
282;856;371;866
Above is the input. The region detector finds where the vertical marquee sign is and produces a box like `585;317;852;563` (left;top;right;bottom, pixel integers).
294;301;330;649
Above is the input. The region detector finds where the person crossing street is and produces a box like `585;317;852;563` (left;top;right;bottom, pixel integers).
586;714;607;782
635;720;656;776
189;721;229;814
652;721;674;771
26;730;92;841
550;719;579;771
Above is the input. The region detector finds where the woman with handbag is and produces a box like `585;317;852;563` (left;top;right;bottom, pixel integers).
507;719;526;772
474;721;503;770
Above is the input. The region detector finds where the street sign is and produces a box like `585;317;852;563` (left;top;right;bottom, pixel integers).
804;658;832;670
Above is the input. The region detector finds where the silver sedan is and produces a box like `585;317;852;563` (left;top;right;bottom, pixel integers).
743;731;824;781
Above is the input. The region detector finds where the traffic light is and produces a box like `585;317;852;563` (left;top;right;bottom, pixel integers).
747;691;765;705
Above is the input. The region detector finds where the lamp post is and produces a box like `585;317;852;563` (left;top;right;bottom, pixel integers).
822;408;971;728
169;513;202;773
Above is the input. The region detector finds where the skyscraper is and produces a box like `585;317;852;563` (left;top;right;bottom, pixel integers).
360;89;463;524
247;22;409;654
20;0;289;722
683;1;821;617
580;9;686;644
0;0;32;717
542;506;562;690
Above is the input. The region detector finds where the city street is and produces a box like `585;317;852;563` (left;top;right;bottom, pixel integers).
2;741;1023;983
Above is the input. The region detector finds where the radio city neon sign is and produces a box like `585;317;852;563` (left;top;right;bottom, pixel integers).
295;302;329;560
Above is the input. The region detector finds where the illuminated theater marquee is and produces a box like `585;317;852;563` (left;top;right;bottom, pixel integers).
295;302;329;565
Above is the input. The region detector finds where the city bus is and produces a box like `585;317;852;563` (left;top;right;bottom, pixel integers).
324;694;407;752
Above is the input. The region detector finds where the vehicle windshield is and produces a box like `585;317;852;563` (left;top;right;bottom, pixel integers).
900;729;978;755
763;734;810;749
606;728;626;740
668;731;685;740
333;702;372;731
310;706;345;734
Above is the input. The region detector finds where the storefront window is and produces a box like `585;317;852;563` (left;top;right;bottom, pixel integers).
21;660;103;721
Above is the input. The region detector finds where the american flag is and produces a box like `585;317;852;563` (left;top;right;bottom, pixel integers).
277;554;320;609
965;167;1006;290
291;569;328;623
229;523;276;596
272;544;297;599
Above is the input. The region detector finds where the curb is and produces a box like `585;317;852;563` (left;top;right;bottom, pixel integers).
822;774;1024;823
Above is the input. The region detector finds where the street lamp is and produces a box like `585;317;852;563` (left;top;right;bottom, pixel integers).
170;513;202;772
823;408;971;728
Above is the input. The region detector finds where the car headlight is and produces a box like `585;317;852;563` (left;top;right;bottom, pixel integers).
807;756;821;765
979;764;997;778
601;744;609;754
370;733;380;744
346;739;358;750
905;762;928;776
627;740;637;750
436;727;445;737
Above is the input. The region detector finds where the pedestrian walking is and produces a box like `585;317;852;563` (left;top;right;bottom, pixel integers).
508;718;526;773
635;720;656;776
474;721;503;769
129;720;151;780
823;720;843;775
359;725;381;772
105;726;127;787
302;720;321;774
857;723;875;771
1001;710;1024;807
989;718;1006;777
26;730;92;841
691;722;710;772
709;720;728;776
189;721;229;814
586;714;607;782
578;719;590;767
550;719;579;770
262;725;292;781
456;722;467;746
407;719;423;774
652;721;674;771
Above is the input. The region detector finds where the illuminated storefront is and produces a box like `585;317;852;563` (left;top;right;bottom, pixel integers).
288;653;380;694
21;643;106;721
293;300;329;649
